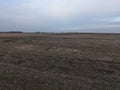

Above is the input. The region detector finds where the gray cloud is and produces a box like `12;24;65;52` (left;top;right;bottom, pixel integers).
0;0;120;32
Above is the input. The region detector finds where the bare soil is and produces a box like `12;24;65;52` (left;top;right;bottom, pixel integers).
0;33;120;90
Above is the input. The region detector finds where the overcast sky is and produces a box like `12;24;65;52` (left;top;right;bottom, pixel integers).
0;0;120;33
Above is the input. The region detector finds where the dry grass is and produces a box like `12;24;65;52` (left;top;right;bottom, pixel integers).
15;44;36;51
0;33;120;90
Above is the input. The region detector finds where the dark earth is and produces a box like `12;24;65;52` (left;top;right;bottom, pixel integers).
0;33;120;90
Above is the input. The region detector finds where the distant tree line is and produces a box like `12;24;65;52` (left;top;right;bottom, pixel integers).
0;31;23;33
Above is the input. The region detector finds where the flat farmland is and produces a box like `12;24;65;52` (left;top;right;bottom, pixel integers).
0;33;120;90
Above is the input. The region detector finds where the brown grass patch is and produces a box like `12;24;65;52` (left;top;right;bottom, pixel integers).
15;44;35;51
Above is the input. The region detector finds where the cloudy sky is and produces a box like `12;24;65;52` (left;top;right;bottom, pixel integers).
0;0;120;33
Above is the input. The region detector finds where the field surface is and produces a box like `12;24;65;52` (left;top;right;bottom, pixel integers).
0;33;120;90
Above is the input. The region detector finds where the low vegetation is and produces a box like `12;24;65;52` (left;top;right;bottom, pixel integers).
0;33;120;90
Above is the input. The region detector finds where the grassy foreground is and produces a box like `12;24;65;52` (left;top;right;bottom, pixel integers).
0;33;120;90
